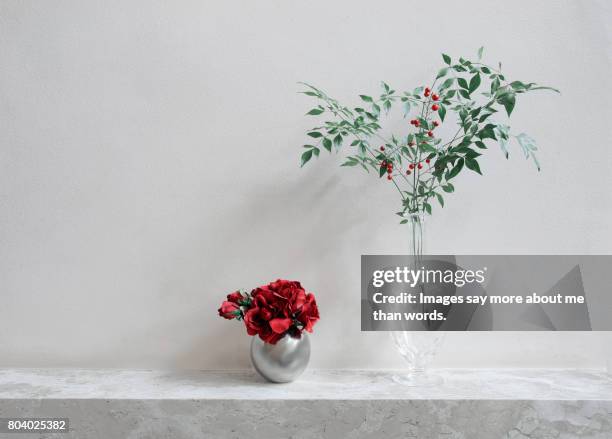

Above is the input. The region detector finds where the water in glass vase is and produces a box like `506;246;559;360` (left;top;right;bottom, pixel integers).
390;212;445;386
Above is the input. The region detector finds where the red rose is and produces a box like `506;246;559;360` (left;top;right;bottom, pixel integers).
243;306;264;336
227;291;243;304
219;279;319;344
218;301;240;320
297;293;319;332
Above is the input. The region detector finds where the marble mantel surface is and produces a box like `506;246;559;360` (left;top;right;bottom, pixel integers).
0;368;611;400
1;369;611;438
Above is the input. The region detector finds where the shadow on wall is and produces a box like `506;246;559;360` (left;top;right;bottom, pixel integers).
84;161;375;369
172;167;372;369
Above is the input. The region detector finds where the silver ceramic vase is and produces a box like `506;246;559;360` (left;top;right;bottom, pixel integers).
250;333;310;383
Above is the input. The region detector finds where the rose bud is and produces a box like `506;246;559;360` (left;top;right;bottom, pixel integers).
227;291;243;303
218;301;240;320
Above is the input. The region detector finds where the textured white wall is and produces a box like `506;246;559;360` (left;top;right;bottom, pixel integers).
1;0;611;369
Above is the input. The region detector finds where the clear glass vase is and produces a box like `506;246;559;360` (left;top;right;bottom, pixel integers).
390;212;445;386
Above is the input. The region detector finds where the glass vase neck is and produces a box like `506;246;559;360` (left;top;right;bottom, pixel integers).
402;212;426;259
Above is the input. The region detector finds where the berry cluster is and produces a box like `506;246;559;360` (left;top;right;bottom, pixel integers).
385;85;444;183
380;157;394;180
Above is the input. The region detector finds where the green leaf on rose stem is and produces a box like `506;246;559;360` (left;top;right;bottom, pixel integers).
435;192;444;207
481;66;491;74
457;78;469;90
307;131;323;138
442;183;455;193
301;91;318;97
469;73;481;93
498;92;516;116
359;95;373;102
300;149;313;167
423;202;432;215
438;104;447;122
477;46;484;60
442;53;451;65
447;158;464;179
323;137;332;152
306;107;324;116
400;219;408;224
474;140;487;149
312;147;320;157
465;157;482;175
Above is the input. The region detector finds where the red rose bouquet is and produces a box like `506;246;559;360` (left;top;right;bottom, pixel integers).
218;279;319;344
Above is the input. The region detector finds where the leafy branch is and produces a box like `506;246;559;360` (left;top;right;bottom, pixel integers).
298;48;559;222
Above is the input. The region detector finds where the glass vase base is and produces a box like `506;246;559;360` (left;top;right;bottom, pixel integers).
390;371;443;387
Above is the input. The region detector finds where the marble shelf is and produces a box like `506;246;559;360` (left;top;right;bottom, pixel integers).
1;368;611;438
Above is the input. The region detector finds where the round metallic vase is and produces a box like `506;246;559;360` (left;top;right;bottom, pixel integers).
250;333;310;383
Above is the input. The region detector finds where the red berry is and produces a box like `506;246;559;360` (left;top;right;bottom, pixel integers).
387;174;392;180
409;164;415;170
431;104;439;111
414;120;420;127
387;168;392;174
426;159;431;164
424;90;430;97
433;121;439;127
408;141;415;147
418;163;423;169
406;169;411;175
427;131;434;137
432;94;439;101
380;146;385;151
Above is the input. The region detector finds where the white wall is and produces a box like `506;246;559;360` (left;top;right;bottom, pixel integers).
1;0;611;369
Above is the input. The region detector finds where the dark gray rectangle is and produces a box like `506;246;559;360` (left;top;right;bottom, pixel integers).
361;255;610;331
0;418;69;433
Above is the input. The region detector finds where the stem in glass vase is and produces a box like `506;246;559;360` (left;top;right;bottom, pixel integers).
389;211;445;386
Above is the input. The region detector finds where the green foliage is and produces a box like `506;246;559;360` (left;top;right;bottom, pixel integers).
297;50;559;220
